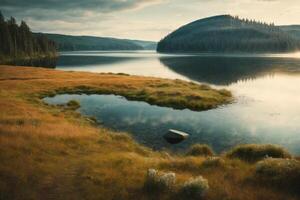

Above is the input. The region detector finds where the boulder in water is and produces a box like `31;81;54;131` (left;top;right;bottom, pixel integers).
164;129;189;144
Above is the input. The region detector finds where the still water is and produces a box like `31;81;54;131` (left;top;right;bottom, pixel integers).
48;51;300;153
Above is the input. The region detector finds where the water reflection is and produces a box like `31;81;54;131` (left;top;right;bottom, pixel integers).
57;55;137;67
9;57;57;68
159;56;300;85
48;51;300;155
44;94;300;154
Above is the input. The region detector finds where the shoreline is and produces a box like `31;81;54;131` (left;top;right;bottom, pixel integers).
0;54;58;68
0;65;299;200
1;65;232;112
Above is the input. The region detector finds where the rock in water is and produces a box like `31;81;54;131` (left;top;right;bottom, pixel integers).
164;129;189;144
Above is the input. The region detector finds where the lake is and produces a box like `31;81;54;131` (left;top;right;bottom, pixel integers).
47;51;300;153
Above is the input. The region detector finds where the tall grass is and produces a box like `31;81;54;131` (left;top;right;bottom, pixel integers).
186;144;214;157
143;169;176;195
255;158;300;194
226;144;292;162
0;65;298;200
178;176;209;199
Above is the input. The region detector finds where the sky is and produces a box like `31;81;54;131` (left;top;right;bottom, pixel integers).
1;0;300;41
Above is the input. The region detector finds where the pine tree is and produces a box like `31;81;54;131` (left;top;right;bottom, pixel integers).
0;11;57;63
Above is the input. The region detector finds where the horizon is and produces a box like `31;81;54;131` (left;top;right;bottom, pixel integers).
1;0;300;41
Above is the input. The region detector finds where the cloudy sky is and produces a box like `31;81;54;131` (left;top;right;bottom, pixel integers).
1;0;300;41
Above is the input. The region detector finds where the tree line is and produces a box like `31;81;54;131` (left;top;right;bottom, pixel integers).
0;11;57;63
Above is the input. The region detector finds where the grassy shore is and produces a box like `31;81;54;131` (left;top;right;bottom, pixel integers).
0;53;58;65
0;65;299;200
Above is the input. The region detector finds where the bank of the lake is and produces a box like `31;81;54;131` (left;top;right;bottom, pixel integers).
0;53;58;67
0;65;299;200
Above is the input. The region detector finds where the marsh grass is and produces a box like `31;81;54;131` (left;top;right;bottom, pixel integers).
201;157;226;169
143;169;176;195
186;144;214;157
226;144;292;162
0;65;298;200
178;176;209;199
255;158;300;194
66;100;80;110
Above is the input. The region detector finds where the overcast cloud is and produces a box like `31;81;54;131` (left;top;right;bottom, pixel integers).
0;0;300;41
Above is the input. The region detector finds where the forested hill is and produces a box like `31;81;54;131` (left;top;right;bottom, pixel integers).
0;12;57;63
157;15;300;53
40;33;157;51
280;25;300;40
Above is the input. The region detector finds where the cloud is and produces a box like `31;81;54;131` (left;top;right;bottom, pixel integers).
0;0;163;13
0;0;165;27
0;0;299;41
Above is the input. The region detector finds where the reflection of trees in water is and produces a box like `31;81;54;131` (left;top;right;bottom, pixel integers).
57;55;137;67
159;56;300;85
11;57;57;68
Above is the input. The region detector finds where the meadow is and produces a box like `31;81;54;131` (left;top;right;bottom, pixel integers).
0;65;299;200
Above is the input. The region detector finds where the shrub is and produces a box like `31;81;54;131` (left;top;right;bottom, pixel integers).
144;169;176;194
226;144;292;162
179;176;209;199
255;158;300;194
66;100;80;110
186;144;214;157
219;89;232;97
201;157;225;168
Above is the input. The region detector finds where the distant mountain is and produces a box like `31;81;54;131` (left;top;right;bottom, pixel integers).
125;40;157;50
36;33;157;51
157;15;300;53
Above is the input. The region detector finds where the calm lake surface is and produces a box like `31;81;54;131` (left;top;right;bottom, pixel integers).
47;51;300;153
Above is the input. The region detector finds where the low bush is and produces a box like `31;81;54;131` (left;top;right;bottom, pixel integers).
201;157;225;168
255;158;300;194
178;176;209;199
143;169;176;195
226;144;292;162
186;144;214;157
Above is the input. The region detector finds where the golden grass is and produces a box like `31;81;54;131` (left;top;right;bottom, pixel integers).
226;144;292;162
0;65;298;200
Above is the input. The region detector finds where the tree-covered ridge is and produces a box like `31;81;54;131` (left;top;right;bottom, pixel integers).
280;25;300;39
157;15;300;53
41;33;157;51
0;11;57;63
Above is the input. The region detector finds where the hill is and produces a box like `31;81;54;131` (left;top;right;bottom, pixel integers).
157;15;300;53
280;25;300;39
38;33;157;51
126;39;158;50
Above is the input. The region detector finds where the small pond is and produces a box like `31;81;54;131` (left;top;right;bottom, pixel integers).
44;94;300;154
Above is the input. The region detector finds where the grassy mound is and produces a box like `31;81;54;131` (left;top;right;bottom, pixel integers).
226;144;292;162
186;144;214;157
66;100;80;110
255;158;300;194
201;157;226;169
